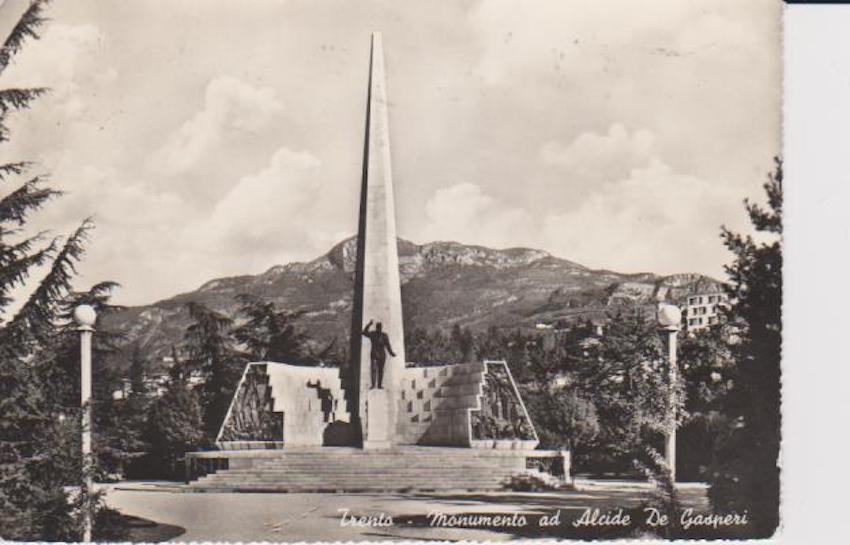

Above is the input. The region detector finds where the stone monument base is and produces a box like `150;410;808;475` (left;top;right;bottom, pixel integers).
364;388;392;450
185;446;570;491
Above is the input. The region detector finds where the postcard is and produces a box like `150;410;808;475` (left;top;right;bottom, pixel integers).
0;0;782;542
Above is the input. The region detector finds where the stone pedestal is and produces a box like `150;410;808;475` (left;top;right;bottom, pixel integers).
363;388;392;450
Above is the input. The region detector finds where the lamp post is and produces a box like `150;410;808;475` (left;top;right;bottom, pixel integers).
656;303;681;483
73;304;97;543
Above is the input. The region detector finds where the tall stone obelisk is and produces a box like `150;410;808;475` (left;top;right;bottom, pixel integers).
349;32;406;448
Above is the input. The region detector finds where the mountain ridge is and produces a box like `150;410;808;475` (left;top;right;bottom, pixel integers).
103;237;723;366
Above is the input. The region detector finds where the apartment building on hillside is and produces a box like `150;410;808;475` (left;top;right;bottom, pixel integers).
684;292;729;331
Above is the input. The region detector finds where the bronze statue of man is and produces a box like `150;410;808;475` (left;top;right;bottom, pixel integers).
362;319;396;389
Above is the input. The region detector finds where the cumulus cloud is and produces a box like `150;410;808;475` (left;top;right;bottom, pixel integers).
0;22;118;163
415;159;746;278
2;23;109;102
469;0;775;86
151;76;284;175
540;159;743;274
541;123;656;183
419;182;534;249
199;146;344;271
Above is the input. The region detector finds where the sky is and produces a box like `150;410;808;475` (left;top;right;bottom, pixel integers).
0;0;781;306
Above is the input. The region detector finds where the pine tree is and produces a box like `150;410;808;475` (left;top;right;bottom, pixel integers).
708;160;782;537
450;323;475;362
184;301;244;436
143;370;205;479
573;309;684;468
233;293;310;363
0;1;109;539
127;344;150;398
525;388;600;453
121;345;154;462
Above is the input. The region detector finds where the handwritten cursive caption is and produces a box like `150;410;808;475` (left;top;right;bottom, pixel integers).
571;508;749;530
337;507;749;532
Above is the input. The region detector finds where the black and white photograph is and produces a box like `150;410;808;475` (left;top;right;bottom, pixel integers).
0;0;783;542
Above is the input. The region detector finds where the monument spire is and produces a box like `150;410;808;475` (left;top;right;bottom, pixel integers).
349;32;405;447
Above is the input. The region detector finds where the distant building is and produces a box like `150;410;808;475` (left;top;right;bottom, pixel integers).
109;368;207;400
111;378;132;400
590;319;605;337
684;292;729;331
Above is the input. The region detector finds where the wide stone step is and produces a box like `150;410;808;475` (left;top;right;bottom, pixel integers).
249;466;519;474
435;382;481;397
198;474;509;483
196;480;509;489
248;451;504;456
241;453;530;461
428;396;479;410
201;468;507;476
184;443;561;493
252;462;519;468
190;483;507;492
193;474;511;483
250;464;520;472
196;474;510;486
253;457;521;465
243;466;522;478
225;466;517;477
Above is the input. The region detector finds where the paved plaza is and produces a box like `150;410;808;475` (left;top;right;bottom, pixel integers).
103;480;710;542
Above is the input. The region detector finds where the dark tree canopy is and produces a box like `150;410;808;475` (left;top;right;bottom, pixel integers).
708;159;783;537
183;301;244;436
0;1;114;539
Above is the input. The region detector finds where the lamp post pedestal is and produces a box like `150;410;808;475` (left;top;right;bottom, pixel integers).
660;326;678;482
656;304;681;483
74;305;97;543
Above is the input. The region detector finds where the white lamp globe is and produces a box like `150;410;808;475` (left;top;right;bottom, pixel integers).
73;304;97;328
657;303;682;329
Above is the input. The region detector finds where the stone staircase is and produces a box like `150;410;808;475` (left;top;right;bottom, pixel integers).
186;446;540;492
396;362;485;445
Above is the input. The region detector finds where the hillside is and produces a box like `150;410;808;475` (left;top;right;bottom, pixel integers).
103;237;724;367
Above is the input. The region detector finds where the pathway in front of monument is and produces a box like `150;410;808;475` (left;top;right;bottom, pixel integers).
103;479;710;541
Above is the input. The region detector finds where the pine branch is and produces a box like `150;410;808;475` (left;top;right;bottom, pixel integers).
0;0;51;77
0;88;48;143
58;280;125;323
0;233;54;311
0;228;47;267
7;218;93;342
0;87;47;113
0;175;60;225
0;161;32;181
743;158;783;235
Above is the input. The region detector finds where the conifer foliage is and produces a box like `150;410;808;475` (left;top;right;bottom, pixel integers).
0;1;105;539
143;361;205;479
708;159;783;537
233;294;308;364
184;301;245;436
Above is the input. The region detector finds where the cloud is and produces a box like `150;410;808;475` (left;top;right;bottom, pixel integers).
0;22;118;161
415;159;746;278
419;182;534;249
469;0;775;86
541;123;656;183
540;159;743;275
150;76;284;175
2;23;109;100
201;146;340;270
